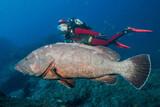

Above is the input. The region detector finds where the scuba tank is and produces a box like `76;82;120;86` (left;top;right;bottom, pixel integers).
67;18;91;30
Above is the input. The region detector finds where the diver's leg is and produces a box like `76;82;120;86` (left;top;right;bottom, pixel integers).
104;27;152;46
90;37;109;46
89;28;129;46
104;28;132;46
89;27;152;46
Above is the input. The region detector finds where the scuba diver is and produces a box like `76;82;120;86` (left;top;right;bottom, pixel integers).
57;18;152;48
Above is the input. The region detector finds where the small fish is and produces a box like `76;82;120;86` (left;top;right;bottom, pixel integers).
15;43;151;89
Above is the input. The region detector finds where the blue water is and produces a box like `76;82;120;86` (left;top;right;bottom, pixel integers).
0;0;160;106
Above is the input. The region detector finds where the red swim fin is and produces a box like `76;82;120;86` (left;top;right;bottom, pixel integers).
128;27;153;33
115;41;130;48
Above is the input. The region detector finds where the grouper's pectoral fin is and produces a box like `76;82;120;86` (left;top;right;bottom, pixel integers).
43;61;75;88
58;79;75;88
93;75;117;84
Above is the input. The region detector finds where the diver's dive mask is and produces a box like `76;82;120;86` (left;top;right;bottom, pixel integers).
57;23;68;32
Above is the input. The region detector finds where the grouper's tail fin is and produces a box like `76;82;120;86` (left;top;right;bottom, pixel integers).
122;54;151;89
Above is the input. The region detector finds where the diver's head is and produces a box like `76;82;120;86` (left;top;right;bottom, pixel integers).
57;19;68;33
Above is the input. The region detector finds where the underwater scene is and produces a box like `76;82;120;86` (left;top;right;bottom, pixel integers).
0;0;160;107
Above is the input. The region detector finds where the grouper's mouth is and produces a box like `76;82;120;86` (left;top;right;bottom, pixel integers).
15;62;30;74
15;64;25;73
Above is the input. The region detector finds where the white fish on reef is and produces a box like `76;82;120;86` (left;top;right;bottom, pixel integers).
15;43;151;89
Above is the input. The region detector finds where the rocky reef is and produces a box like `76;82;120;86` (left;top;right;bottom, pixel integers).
0;91;46;107
0;69;159;107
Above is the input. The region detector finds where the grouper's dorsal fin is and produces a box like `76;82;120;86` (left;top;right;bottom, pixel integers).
96;46;120;61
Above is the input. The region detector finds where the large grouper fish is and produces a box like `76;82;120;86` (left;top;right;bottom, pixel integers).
15;43;151;89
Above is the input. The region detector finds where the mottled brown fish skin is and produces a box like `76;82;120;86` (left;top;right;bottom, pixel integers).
16;43;117;77
15;43;151;89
